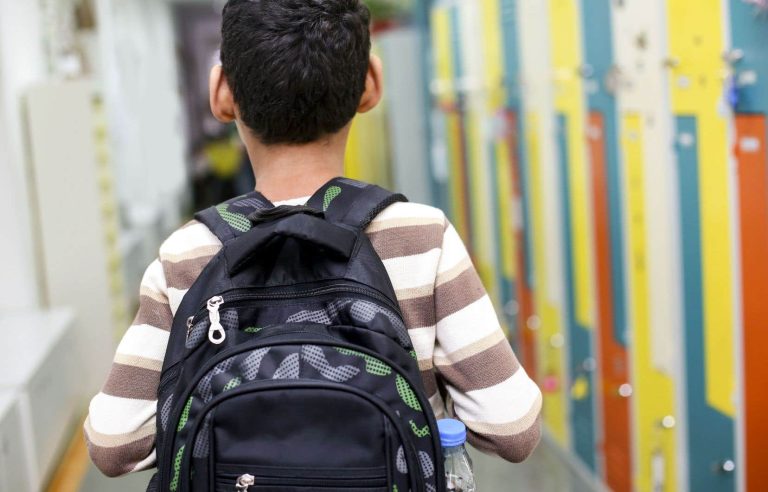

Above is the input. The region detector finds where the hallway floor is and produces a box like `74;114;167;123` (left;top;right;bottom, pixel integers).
79;437;601;491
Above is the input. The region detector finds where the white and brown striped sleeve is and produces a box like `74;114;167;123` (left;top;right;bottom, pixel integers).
433;220;543;463
84;220;222;477
84;258;171;476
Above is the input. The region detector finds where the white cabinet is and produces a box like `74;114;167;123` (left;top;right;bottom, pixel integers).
0;391;34;492
24;80;126;393
0;310;77;490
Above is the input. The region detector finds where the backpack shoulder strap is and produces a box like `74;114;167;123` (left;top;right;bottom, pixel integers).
194;191;274;244
306;177;408;230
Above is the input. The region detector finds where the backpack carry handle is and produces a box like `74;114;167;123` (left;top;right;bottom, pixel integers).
225;213;357;274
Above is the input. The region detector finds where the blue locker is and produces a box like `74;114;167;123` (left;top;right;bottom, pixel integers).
557;114;597;471
729;1;768;114
675;116;736;492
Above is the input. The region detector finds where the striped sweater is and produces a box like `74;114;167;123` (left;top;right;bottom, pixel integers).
85;197;542;477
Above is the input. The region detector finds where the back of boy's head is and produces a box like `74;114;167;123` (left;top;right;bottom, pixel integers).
221;0;372;145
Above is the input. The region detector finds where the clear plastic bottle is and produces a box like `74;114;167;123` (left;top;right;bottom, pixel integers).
438;419;476;492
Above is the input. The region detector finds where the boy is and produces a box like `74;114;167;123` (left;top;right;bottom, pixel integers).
85;0;542;478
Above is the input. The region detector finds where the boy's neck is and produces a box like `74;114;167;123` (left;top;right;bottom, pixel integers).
240;122;350;202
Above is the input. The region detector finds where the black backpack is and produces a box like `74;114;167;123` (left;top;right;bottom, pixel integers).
150;178;445;492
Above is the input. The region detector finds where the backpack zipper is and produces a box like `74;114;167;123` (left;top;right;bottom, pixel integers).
206;296;226;344
228;470;386;489
235;474;255;491
192;284;403;346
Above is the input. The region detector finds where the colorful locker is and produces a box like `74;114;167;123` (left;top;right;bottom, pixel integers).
517;0;570;447
548;0;598;471
429;4;473;247
667;0;738;491
579;0;631;488
478;0;517;333
499;0;537;376
612;1;684;490
454;1;499;301
728;1;768;489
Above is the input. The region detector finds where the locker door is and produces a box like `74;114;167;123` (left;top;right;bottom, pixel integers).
450;7;474;254
500;0;536;375
456;1;497;295
557;113;596;471
430;4;473;248
519;0;569;446
611;2;683;491
480;0;515;325
728;4;768;490
528;110;569;446
622;114;679;492
675;117;736;492
728;0;768;114
549;0;597;471
734;115;768;491
589;112;630;492
507;110;537;377
667;1;736;490
447;105;473;248
579;0;630;487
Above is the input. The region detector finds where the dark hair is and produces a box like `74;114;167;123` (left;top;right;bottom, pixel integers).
220;0;372;145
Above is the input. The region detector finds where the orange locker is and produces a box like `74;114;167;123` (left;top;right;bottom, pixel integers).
735;114;768;491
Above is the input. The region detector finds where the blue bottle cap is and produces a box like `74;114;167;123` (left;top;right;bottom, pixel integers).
438;418;467;448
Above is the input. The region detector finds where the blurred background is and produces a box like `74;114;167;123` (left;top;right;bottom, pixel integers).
0;0;766;491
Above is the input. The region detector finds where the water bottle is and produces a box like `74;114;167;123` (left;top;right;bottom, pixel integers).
438;419;476;492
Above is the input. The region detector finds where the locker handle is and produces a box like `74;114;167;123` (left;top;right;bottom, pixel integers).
663;57;680;69
722;49;744;65
577;64;594;78
658;415;676;429
718;460;736;474
617;384;633;398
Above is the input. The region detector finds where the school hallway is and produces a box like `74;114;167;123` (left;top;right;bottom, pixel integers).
77;439;602;492
1;1;762;492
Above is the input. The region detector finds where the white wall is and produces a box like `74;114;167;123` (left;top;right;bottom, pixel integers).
378;27;432;205
0;0;48;310
0;0;189;312
96;0;188;228
95;0;190;298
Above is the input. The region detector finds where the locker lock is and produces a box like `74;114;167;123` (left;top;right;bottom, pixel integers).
581;358;597;372
663;57;680;69
577;64;595;79
549;334;565;348
504;300;520;317
617;383;633;398
659;415;676;429
719;460;736;474
722;49;744;65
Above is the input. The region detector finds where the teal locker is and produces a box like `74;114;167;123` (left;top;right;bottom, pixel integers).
728;1;768;113
556;113;596;471
676;116;736;492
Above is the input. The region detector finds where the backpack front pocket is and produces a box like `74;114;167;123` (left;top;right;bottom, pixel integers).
181;381;421;492
164;340;439;492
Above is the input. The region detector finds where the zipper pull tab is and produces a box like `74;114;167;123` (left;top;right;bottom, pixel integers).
236;474;255;491
185;316;195;340
207;296;226;344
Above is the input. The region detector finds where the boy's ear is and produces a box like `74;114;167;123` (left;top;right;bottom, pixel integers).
209;65;237;123
357;54;384;114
